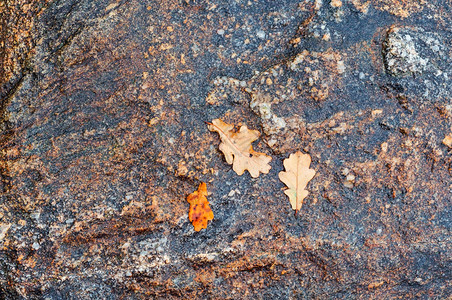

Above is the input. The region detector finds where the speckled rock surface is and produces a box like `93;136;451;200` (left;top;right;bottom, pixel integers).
0;0;451;299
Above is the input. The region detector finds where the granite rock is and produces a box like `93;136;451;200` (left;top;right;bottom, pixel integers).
0;0;450;298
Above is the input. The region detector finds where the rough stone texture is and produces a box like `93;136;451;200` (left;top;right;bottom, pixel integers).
0;0;451;299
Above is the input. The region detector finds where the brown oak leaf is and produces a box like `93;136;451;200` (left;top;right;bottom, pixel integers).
279;151;315;213
187;182;214;231
207;119;272;178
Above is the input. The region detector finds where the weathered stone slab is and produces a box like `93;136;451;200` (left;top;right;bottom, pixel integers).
0;0;450;298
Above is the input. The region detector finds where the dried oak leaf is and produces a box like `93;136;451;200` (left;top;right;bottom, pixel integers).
279;151;315;213
208;118;272;178
187;182;214;231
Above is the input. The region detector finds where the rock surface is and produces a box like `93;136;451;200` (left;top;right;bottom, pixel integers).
0;0;451;298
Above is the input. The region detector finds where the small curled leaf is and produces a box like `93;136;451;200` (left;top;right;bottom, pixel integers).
208;119;271;178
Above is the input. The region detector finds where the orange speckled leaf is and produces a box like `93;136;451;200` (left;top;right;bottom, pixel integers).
187;182;214;231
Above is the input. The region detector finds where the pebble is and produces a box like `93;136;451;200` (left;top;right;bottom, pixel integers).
337;61;346;74
331;0;342;7
442;135;452;148
32;242;40;250
256;30;266;39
